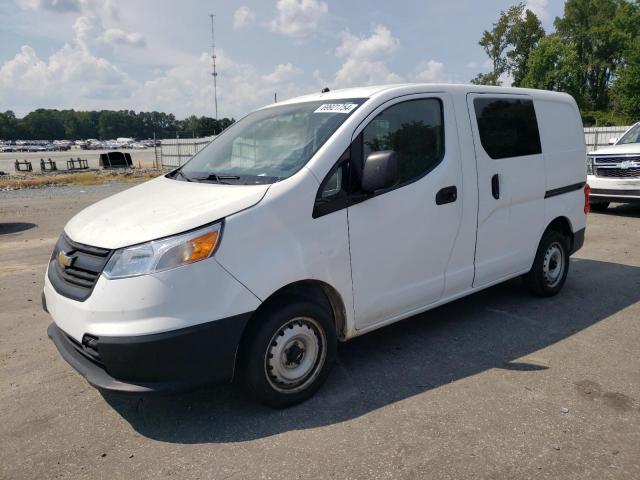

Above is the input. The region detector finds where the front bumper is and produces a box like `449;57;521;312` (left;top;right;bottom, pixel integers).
588;175;640;203
47;311;252;393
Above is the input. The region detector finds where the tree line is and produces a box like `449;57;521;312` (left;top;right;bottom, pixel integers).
471;0;640;125
0;109;235;141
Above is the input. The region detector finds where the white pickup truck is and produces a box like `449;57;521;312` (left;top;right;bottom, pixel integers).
588;122;640;210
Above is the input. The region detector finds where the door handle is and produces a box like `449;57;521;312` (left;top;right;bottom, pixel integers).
435;186;457;205
491;174;500;199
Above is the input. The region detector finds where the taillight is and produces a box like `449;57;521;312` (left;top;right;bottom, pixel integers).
584;183;591;214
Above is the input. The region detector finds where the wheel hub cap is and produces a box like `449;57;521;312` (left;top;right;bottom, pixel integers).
265;317;326;393
543;242;564;287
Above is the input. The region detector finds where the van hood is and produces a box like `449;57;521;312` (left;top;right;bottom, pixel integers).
590;144;640;155
65;175;270;249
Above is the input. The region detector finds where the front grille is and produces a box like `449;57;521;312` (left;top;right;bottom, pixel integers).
48;234;112;301
595;167;640;178
592;155;640;179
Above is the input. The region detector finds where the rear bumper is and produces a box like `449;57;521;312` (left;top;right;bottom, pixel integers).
47;311;252;393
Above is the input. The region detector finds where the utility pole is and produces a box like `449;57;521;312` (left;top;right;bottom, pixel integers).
209;13;219;120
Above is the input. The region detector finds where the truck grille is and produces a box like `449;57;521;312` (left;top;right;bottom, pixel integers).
48;234;112;301
595;167;640;178
593;155;640;179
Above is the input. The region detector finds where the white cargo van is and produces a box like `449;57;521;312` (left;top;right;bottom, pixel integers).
44;84;588;407
587;121;640;210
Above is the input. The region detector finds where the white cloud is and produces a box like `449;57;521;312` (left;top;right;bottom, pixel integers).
100;28;145;47
467;61;478;69
262;63;303;83
0;43;132;106
233;6;256;30
413;60;445;83
269;0;328;38
525;0;549;20
20;0;119;17
333;24;402;87
72;15;145;49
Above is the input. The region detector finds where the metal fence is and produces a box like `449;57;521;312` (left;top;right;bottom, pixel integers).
584;126;630;151
158;126;633;168
159;135;216;168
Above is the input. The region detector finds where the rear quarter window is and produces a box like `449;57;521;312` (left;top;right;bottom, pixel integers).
474;98;542;159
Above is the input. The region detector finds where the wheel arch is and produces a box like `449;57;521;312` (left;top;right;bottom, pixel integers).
545;216;574;251
235;280;348;375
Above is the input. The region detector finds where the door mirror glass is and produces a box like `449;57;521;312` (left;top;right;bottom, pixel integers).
362;150;398;192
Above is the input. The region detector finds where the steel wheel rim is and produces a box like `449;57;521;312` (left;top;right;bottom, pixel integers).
264;317;326;394
543;242;565;288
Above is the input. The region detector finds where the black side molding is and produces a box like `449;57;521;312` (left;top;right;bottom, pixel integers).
545;182;585;199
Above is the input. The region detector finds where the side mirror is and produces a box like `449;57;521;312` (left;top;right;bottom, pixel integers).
361;150;399;193
608;137;617;145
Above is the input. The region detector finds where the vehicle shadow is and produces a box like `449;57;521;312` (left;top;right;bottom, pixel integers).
0;222;37;235
596;203;640;218
103;258;640;444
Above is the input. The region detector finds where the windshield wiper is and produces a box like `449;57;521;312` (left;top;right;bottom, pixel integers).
192;173;241;184
173;169;192;182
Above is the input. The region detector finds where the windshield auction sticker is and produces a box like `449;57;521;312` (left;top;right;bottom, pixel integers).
314;103;359;114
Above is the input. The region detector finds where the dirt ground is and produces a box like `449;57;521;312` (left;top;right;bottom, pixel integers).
1;183;639;480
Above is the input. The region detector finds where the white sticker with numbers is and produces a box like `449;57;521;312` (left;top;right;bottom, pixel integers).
314;103;358;114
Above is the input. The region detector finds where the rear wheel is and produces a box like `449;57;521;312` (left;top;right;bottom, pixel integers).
590;201;609;212
239;298;336;408
522;229;570;297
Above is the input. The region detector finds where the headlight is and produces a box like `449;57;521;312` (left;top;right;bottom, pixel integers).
587;156;594;175
103;223;222;279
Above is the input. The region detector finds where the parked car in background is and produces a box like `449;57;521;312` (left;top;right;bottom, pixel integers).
44;84;588;407
588;121;640;210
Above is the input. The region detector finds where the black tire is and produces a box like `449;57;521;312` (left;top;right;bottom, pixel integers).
239;297;337;408
522;229;570;297
590;201;610;212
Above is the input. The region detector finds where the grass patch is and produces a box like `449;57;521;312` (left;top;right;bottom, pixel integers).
0;170;163;190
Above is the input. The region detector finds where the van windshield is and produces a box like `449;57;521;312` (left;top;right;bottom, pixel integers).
174;98;366;184
618;123;640;145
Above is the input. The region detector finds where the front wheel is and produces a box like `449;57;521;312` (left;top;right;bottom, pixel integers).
239;298;337;408
522;230;570;297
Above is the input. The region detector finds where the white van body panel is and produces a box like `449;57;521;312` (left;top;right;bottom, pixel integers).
214;168;356;328
467;93;546;287
534;95;586;192
65;175;270;249
346;93;465;329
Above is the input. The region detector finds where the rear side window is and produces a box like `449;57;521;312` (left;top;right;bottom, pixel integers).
362;98;444;185
474;98;541;159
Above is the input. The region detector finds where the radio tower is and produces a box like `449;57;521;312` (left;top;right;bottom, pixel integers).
209;13;219;120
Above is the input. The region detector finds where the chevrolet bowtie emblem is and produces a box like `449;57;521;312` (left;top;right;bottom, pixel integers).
57;251;74;268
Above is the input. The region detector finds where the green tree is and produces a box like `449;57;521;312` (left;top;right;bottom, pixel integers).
507;7;546;85
521;35;583;103
554;0;638;110
471;3;545;86
611;36;640;119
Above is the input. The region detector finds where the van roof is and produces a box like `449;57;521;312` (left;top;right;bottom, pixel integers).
268;83;575;108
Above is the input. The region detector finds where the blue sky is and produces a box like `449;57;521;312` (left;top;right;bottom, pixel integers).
0;0;566;119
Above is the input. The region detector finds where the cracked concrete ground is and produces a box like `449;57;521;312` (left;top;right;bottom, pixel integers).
1;183;639;479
